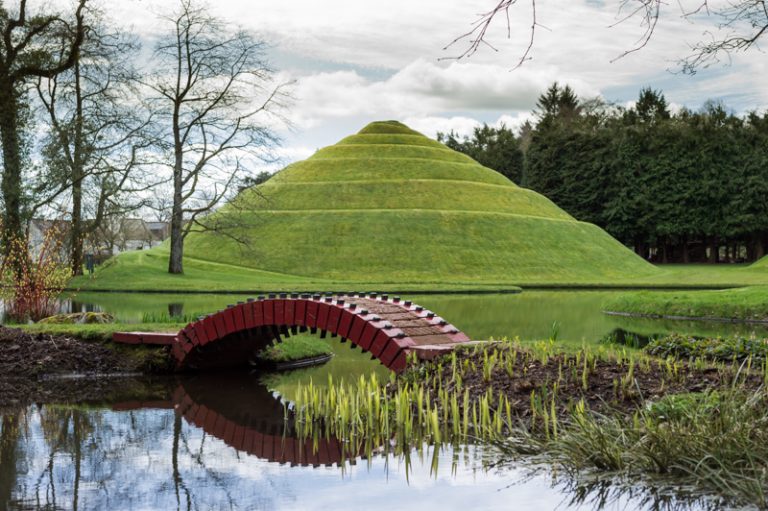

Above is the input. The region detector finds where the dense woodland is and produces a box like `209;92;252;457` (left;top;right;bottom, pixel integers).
440;84;768;263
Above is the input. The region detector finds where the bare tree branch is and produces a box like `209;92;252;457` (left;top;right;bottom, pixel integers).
447;1;765;73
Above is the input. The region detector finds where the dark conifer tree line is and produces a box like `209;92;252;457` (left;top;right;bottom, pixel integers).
440;84;768;263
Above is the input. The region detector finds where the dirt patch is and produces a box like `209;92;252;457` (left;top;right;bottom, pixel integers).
407;343;763;419
0;325;173;409
0;325;168;376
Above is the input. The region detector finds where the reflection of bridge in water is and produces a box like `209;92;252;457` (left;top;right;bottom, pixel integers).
113;375;361;467
115;294;471;372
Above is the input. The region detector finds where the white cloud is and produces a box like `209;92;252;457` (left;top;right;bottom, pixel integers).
56;0;768;161
286;59;596;129
401;116;483;139
402;112;537;140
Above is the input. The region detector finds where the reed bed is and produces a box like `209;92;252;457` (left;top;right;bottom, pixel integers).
286;339;768;506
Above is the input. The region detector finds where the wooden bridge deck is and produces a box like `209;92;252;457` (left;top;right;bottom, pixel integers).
114;293;471;372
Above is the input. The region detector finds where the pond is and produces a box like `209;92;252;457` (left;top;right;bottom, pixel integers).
0;374;719;510
66;289;768;342
1;290;763;509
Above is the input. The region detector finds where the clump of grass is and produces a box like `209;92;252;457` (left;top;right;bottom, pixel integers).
494;389;768;508
141;311;208;324
599;328;663;349
256;335;333;364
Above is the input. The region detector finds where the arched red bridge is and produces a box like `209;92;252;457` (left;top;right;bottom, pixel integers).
114;293;471;372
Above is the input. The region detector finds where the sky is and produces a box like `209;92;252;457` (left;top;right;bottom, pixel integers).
108;0;768;169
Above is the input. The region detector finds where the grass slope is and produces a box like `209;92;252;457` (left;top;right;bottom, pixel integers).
79;120;658;291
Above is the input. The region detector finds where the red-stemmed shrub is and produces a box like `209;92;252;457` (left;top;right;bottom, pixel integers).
1;223;71;323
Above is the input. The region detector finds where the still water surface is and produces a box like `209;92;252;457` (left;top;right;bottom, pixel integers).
70;290;768;342
1;290;760;510
1;375;714;511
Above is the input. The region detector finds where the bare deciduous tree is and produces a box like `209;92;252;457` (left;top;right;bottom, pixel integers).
146;0;289;275
34;13;155;275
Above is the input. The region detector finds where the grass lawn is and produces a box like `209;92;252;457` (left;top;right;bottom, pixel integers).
604;285;768;322
255;334;333;363
70;248;523;292
645;263;768;287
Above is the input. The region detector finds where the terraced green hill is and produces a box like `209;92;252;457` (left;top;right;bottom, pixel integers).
172;120;657;286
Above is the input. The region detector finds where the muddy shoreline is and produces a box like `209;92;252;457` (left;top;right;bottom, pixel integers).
0;325;173;408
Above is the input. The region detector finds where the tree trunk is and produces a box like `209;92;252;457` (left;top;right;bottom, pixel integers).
70;59;85;276
168;179;184;274
708;236;719;264
681;236;690;263
0;83;24;248
70;178;84;275
169;99;185;274
755;234;766;261
635;238;647;260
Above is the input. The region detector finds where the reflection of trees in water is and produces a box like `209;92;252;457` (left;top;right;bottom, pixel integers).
0;379;287;510
0;413;20;509
172;413;191;511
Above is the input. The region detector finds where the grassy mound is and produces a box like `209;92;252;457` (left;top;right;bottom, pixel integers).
82;120;659;290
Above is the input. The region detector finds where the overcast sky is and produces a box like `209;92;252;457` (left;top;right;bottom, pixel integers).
108;0;767;169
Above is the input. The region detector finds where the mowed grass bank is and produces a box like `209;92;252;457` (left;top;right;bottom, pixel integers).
605;285;768;322
70;249;521;293
604;260;768;322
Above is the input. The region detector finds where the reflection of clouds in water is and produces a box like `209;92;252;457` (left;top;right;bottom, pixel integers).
11;406;634;511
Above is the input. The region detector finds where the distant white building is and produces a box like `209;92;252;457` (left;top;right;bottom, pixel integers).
27;218;170;260
92;218;170;255
27;219;72;259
